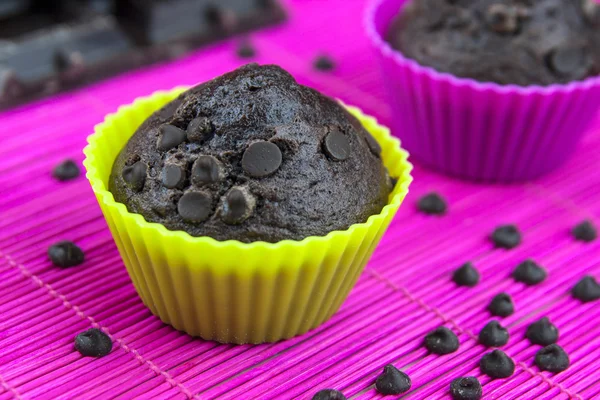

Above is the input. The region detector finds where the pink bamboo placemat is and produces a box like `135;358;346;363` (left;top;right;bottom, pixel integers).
1;1;600;399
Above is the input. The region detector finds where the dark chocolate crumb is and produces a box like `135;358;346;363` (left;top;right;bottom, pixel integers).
512;259;547;286
572;220;597;242
479;321;509;347
453;262;480;287
323;128;350;161
157;124;186;151
237;40;257;58
122;161;147;192
488;293;514;317
52;159;80;181
450;377;482;400
480;350;515;379
75;328;112;357
572;275;600;302
177;191;213;223
312;389;347;400
526;317;559;346
314;55;335;71
242;141;282;177
424;327;460;354
491;224;521;249
417;192;447;215
375;364;411;395
535;344;570;373
48;241;85;268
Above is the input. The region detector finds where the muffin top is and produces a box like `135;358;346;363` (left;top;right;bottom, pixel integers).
387;0;600;86
109;64;393;243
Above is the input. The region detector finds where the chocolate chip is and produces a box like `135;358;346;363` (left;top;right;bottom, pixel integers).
312;389;347;400
48;241;85;268
237;40;256;58
526;317;559;346
314;55;335;71
480;350;515;379
187;117;214;143
221;186;255;225
479;321;509;347
157;124;186;151
375;364;411;395
75;328;112;357
450;377;482;400
486;4;518;33
546;47;589;79
572;275;600;302
364;132;381;157
453;262;480;287
162;164;186;189
122;161;147;192
572;220;597;242
491;225;521;249
535;344;570;373
323;128;350;161
488;293;514;317
242;141;282;177
192;155;222;185
177;191;212;223
424;327;459;354
52;159;80;181
513;260;546;285
417;192;447;215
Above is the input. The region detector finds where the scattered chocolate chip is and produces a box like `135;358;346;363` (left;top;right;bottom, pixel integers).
572;220;597;242
221;186;255;225
491;225;521;249
375;364;411;395
488;293;514;317
237;40;257;58
453;262;480;287
162;164;186;189
450;377;482;400
157;124;186;151
187;117;214;143
512;260;546;285
177;191;212;223
526;317;559;346
314;55;335;71
572;275;600;302
424;327;460;354
52;159;80;181
546;47;590;78
486;4;518;33
323;128;350;161
122;161;147;192
417;192;447;215
312;389;347;400
479;321;509;347
364;132;381;157
242;141;282;177
535;344;570;373
192;155;222;185
48;241;85;268
480;350;515;379
75;328;112;357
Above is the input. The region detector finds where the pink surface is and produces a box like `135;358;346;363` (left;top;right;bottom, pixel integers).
1;0;600;399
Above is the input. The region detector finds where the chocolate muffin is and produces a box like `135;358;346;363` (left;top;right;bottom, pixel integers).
109;64;393;243
387;0;600;86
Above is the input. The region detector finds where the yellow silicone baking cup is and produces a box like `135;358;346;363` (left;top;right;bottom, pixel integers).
83;87;413;344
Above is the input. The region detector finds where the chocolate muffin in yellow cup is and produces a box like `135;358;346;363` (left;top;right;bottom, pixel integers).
83;64;412;344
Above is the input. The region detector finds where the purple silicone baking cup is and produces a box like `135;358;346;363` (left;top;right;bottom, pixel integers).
366;0;600;182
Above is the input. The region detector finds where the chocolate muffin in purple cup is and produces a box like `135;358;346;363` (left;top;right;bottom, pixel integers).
366;0;600;182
